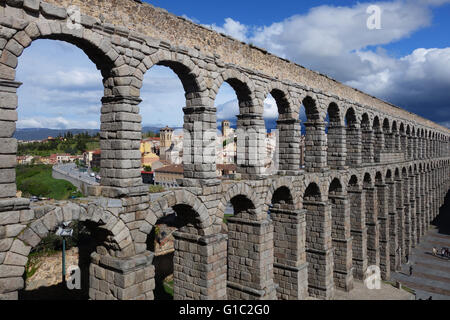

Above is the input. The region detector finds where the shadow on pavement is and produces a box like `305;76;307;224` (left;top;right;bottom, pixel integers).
432;190;450;236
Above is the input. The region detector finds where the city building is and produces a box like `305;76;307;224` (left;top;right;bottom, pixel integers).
153;164;184;188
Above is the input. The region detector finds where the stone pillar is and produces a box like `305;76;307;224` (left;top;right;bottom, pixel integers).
403;177;412;260
277;119;302;173
376;183;390;280
415;173;422;244
329;194;353;291
384;130;393;152
395;178;406;263
386;181;400;271
362;126;374;164
400;133;407;158
173;232;227;300
420;172;427;237
304;121;328;173
394;132;401;152
373;128;384;163
89;251;155;300
227;217;277;300
412;136;418;160
236;114;267;178
346;124;362;167
409;174;417;249
327;124;347;170
304;201;334;299
271;206;308;300
417;136;423;159
406;135;412;160
183;104;218;182
0;80;21;199
364;186;380;267
100;96;147;197
348;189;367;280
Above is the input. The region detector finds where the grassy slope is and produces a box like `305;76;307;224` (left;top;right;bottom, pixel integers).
16;165;82;200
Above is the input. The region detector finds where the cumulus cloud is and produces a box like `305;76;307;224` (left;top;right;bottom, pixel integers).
210;0;450;127
205;18;249;42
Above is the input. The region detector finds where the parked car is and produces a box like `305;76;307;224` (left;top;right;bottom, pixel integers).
30;196;39;202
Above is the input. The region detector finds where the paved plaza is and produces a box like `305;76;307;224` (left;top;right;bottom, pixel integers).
392;193;450;300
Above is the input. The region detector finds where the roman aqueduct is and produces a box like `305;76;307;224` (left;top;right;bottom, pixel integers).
0;0;449;300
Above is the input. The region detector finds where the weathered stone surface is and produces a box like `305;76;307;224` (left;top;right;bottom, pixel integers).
23;0;40;12
39;2;67;19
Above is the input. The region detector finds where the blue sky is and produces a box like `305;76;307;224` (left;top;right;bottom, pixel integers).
15;0;450;129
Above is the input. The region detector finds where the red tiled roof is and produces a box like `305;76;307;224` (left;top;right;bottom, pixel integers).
154;164;184;174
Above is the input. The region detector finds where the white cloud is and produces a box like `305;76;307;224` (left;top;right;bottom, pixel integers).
17;117;99;129
210;0;450;125
205;18;249;42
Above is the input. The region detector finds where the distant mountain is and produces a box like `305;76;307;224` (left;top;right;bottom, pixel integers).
14;126;179;141
14;121;282;141
14;128;100;141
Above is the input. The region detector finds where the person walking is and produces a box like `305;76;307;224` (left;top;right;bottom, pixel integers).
409;265;414;276
432;247;437;256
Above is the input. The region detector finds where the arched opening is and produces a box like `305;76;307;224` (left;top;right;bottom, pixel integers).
146;197;221;300
373;116;383;163
361;114;374;164
326;103;346;169
15;38;104;198
18;219;109;300
328;178;353;291
383;118;392;152
215;76;264;177
392;121;400;152
302;96;327;172
141;63;189;188
345;108;361;166
269;89;300;174
7;35;113;300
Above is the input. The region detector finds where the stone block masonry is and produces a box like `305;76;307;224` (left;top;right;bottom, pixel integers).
0;0;449;301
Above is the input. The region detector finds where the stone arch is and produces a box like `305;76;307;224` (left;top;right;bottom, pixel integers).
302;95;322;122
0;15;146;194
210;68;257;108
216;182;262;221
139;49;207;95
263;82;296;118
345;107;358;126
327;101;343;125
265;177;298;211
0;20;117;82
4;201;133;299
140;190;212;239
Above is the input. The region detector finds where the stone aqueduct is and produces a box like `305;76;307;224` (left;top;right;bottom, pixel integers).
0;0;449;300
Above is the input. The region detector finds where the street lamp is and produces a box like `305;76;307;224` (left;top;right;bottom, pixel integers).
56;222;74;284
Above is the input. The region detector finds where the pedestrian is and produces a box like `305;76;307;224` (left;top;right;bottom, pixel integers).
409;265;413;276
432;247;437;256
406;254;409;264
